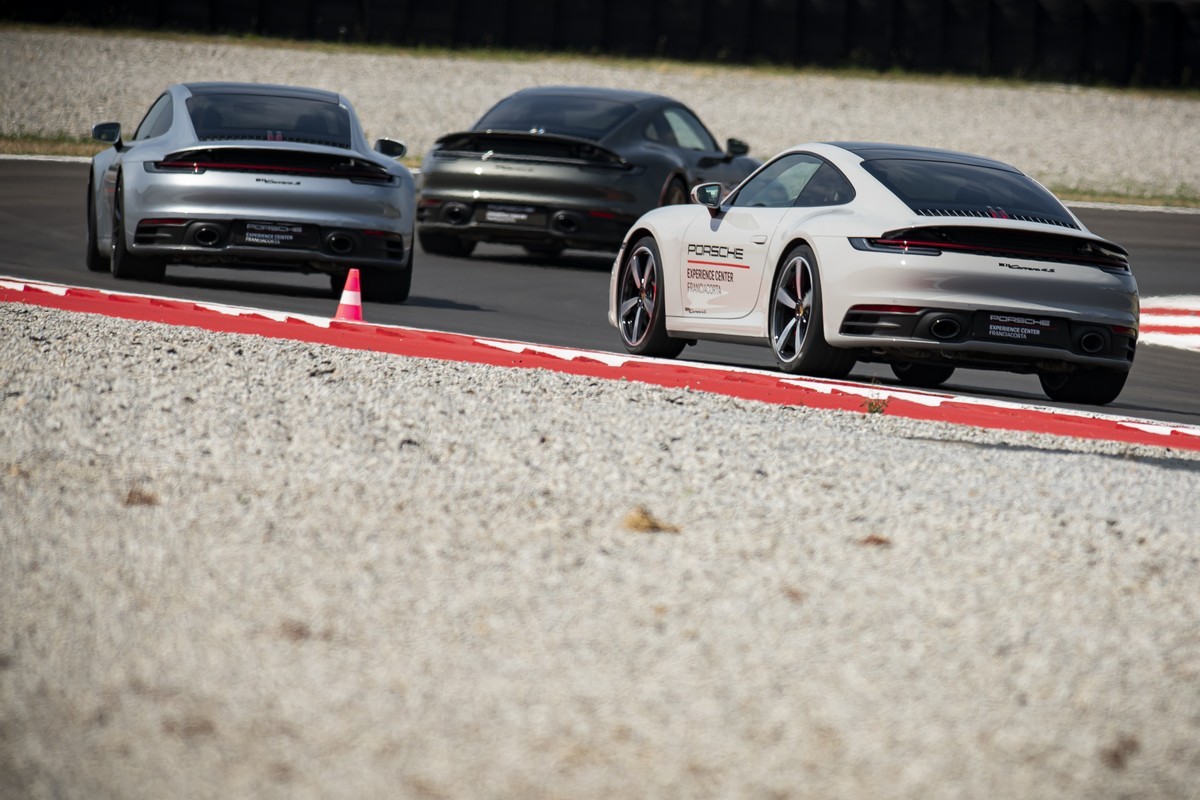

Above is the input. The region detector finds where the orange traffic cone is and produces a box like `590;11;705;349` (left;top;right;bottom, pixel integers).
334;269;363;321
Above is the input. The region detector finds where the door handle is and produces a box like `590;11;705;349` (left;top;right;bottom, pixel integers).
751;235;767;245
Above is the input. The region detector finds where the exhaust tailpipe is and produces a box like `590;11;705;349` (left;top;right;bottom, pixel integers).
193;225;222;247
441;203;470;225
929;317;962;340
553;212;581;234
1079;331;1106;354
326;233;355;255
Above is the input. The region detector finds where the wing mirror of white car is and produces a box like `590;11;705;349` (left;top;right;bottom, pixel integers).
92;122;122;146
726;138;750;157
691;182;724;212
374;138;407;159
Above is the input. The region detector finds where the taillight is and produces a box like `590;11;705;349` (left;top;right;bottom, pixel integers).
148;161;207;174
849;304;923;314
849;237;942;256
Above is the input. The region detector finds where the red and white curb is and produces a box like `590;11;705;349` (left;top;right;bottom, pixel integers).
4;276;1200;452
1141;296;1200;353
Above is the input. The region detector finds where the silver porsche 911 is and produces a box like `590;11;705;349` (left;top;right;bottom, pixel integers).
609;142;1139;405
86;82;415;302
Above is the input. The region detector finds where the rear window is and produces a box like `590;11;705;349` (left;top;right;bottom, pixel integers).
862;158;1076;228
475;94;637;141
187;93;351;148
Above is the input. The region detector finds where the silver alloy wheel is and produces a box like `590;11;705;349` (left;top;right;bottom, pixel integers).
771;253;814;363
618;244;658;347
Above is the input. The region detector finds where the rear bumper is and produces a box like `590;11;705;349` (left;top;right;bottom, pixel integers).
417;200;636;252
818;234;1139;373
128;217;411;274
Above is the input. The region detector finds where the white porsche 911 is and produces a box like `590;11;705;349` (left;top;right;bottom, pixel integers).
608;142;1138;405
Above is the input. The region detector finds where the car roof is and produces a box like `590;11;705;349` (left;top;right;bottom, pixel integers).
828;141;1021;173
505;85;675;108
181;82;342;105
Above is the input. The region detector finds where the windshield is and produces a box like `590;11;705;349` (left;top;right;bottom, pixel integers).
475;94;637;141
862;158;1075;227
187;93;352;148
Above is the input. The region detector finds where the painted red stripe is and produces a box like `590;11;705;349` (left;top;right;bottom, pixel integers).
4;279;1199;452
1142;307;1200;315
686;260;751;269
1140;325;1200;334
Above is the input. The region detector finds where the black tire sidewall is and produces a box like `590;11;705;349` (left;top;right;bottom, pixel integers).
1038;369;1127;405
418;230;475;258
661;177;687;206
85;175;108;272
769;245;854;378
619;236;684;358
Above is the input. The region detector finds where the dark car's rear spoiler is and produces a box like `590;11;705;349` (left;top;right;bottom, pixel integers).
432;130;629;168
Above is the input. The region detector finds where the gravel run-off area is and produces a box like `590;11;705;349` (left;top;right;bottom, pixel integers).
2;27;1200;800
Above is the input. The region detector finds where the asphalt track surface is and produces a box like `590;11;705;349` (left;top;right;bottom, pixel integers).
4;158;1199;427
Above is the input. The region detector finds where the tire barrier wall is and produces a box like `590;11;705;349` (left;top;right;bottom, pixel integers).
8;0;1199;87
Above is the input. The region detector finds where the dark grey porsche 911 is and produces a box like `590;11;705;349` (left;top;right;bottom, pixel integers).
416;86;759;257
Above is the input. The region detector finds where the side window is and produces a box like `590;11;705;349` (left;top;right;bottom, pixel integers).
133;94;173;142
661;107;718;151
731;153;823;208
794;162;856;207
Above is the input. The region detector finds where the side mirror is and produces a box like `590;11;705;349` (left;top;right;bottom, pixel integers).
374;138;407;159
690;182;724;211
92;122;122;146
726;138;750;157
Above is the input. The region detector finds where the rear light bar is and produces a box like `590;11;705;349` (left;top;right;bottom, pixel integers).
147;159;395;184
849;230;1130;271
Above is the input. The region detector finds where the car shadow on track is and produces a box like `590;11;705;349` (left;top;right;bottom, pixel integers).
470;247;615;273
165;269;335;301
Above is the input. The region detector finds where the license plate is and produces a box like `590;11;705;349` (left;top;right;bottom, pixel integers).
234;221;318;248
480;204;546;227
973;311;1069;347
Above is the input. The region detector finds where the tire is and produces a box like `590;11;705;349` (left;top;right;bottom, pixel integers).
418;229;475;258
85;174;109;272
890;361;955;388
360;248;412;304
329;270;348;298
110;176;165;282
768;245;855;377
615;236;686;359
660;177;688;206
1038;368;1128;406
